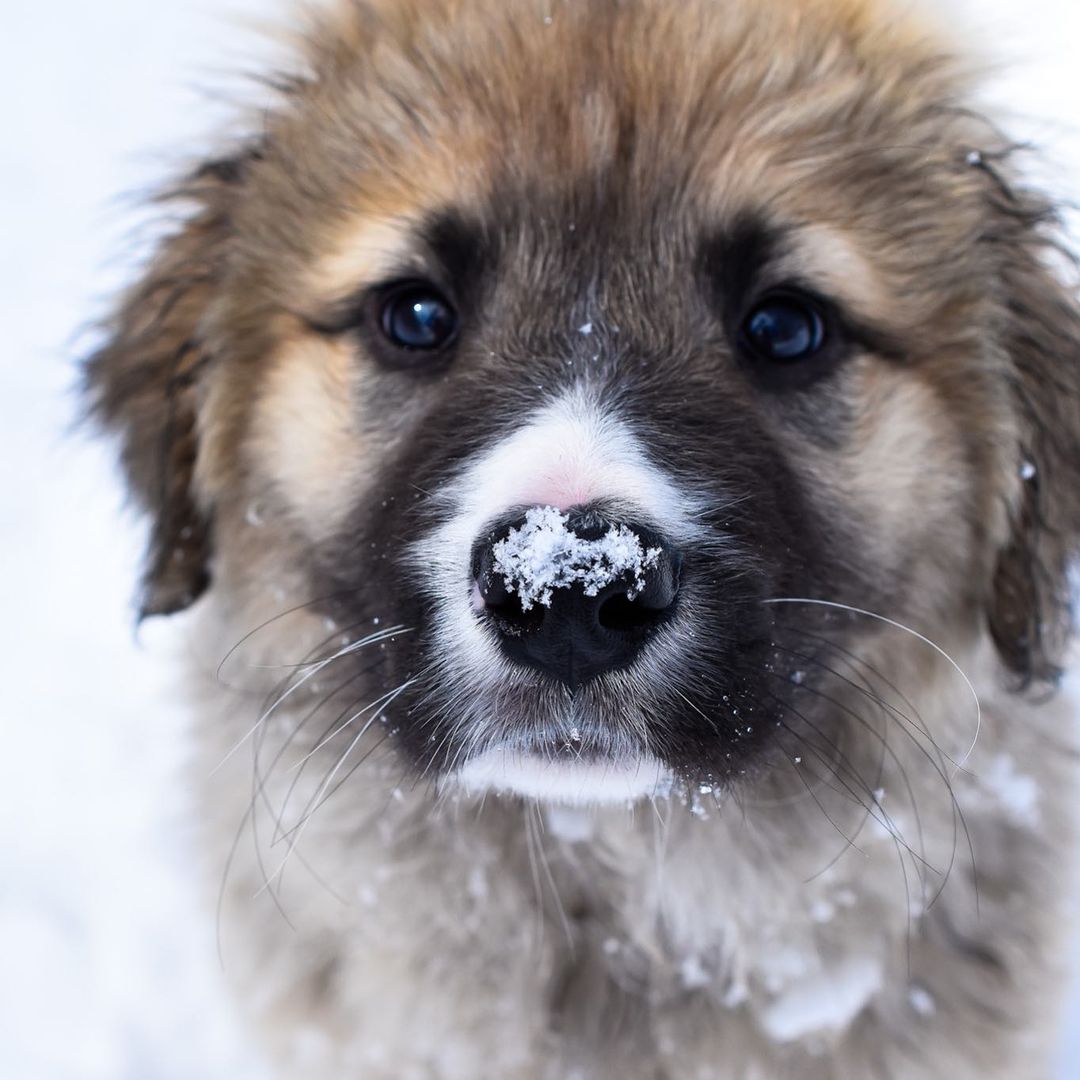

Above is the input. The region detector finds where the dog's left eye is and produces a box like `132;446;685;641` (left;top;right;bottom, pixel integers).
378;284;458;352
741;295;826;363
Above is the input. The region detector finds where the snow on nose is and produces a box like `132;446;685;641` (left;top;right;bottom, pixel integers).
490;506;662;610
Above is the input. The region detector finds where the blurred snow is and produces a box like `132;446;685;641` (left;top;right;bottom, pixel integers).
0;1;1078;1077
1;3;282;1077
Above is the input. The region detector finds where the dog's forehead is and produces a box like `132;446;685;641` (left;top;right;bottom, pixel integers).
256;0;963;257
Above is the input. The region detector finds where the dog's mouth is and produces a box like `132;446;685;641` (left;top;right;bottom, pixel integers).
434;699;672;805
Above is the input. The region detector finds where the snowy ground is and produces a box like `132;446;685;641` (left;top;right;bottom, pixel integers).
2;1;1079;1077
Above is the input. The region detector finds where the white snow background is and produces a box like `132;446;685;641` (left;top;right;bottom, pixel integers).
2;1;1079;1077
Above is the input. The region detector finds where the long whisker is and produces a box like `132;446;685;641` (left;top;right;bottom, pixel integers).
289;678;421;771
762;687;937;876
533;803;576;954
767;650;932;862
283;731;397;840
766;676;938;897
783;625;961;776
214;590;359;685
770;637;976;911
768;704;920;932
210;625;413;774
263;662;385;846
772;646;921;884
764;598;981;770
259;677;419;887
766;624;978;914
523;805;547;951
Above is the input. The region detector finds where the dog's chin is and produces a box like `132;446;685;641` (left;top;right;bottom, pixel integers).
445;748;673;806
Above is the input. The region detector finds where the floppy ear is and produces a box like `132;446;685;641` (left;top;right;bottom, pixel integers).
985;162;1080;686
83;151;254;618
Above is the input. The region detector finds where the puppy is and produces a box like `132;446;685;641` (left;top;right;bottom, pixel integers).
86;1;1080;1076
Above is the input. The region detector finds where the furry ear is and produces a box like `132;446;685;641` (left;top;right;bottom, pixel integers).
83;150;255;618
984;158;1080;685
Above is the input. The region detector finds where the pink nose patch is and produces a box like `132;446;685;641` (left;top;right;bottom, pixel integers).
518;478;596;512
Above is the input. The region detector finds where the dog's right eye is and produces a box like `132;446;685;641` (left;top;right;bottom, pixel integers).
377;283;459;354
741;294;826;363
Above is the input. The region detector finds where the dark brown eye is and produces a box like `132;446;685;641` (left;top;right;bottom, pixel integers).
742;295;826;362
379;284;458;351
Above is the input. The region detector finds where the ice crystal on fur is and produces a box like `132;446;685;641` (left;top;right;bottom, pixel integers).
908;983;937;1017
491;506;661;610
982;753;1041;828
760;957;884;1043
679;954;711;990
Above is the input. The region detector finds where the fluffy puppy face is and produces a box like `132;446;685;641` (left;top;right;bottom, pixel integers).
87;0;1080;805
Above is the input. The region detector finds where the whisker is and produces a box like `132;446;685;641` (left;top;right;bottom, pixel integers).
781;628;962;774
523;805;547;951
772;622;979;912
267;674;414;848
761;688;937;876
289;678;420;771
766;651;933;870
210;625;413;775
281;731;397;842
773;722;871;859
260;677;418;886
264;661;387;846
533;803;576;955
764;598;981;771
769;640;974;910
247;710;295;923
214;590;359;685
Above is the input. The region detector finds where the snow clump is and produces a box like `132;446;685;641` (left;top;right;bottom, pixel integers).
491;506;662;610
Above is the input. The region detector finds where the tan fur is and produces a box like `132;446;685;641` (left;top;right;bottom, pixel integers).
85;1;1080;1076
308;219;431;306
249;334;371;540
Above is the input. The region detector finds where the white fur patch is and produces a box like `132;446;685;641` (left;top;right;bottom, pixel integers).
447;750;672;806
416;383;704;572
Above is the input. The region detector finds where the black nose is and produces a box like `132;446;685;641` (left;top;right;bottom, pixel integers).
472;507;682;689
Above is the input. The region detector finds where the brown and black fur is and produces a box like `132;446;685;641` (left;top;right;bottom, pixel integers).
85;1;1080;1076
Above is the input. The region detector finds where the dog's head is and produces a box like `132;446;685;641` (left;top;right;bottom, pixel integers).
87;0;1080;806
